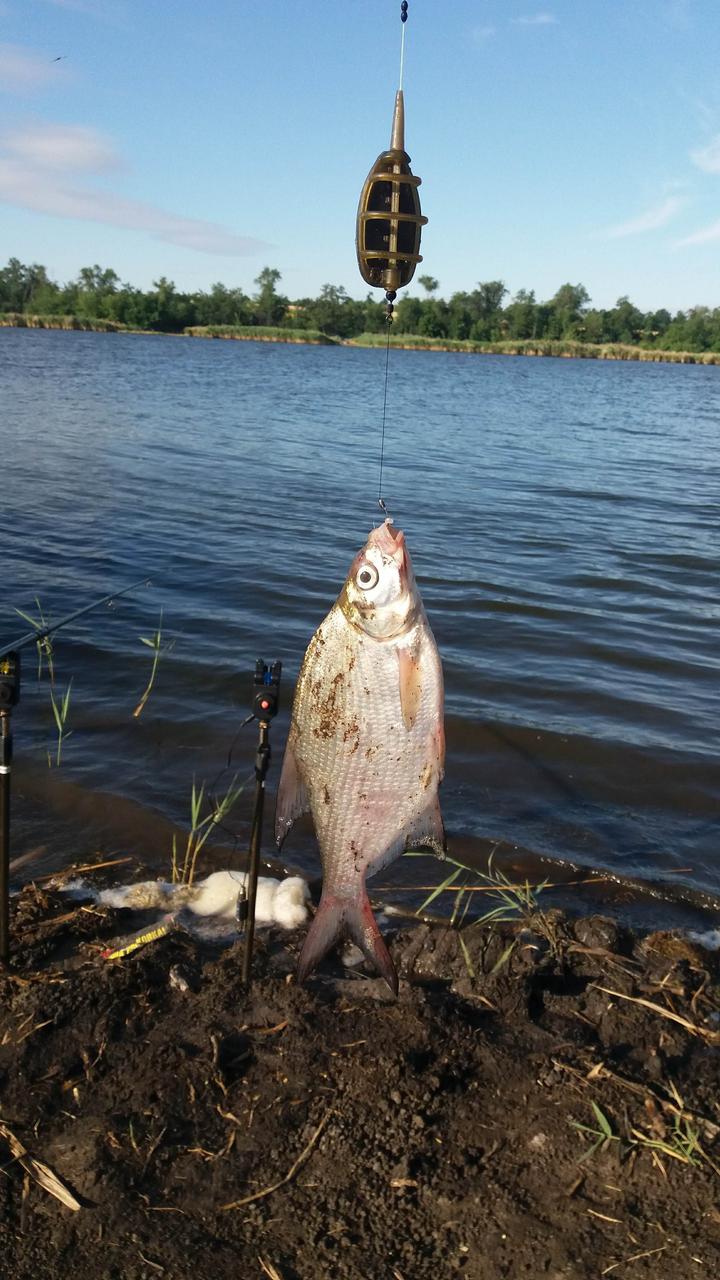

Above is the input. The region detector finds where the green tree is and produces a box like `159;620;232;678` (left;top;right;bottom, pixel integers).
581;309;606;344
417;297;449;338
605;296;644;344
77;265;120;294
0;258;54;311
446;292;474;340
192;282;250;326
468;281;508;341
648;308;671;339
253;267;287;325
305;283;356;337
504;289;537;340
394;295;424;332
547;283;591;338
359;292;387;333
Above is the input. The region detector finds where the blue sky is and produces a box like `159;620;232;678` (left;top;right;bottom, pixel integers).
1;0;719;310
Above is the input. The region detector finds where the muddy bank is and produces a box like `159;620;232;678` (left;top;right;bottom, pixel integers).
1;881;719;1280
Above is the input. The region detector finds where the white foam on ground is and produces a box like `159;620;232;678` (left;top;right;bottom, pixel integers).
66;870;310;933
688;929;720;951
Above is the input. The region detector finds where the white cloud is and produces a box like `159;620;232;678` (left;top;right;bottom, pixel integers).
596;196;685;240
691;135;720;174
0;42;65;90
2;122;119;172
472;24;496;44
677;220;720;246
0;121;269;257
512;13;559;25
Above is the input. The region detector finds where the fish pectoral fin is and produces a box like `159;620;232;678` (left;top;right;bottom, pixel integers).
405;796;446;859
397;645;422;730
274;738;309;847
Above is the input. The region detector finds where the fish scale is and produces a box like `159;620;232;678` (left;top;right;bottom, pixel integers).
276;520;445;992
307;612;443;885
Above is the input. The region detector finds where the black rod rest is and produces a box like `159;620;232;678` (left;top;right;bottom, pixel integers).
240;659;282;990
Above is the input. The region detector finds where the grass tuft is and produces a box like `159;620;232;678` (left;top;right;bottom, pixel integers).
172;774;249;886
14;598;55;683
48;680;72;768
133;609;173;718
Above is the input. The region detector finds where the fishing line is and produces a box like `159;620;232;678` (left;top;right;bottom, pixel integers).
376;0;409;519
398;8;406;89
377;321;392;516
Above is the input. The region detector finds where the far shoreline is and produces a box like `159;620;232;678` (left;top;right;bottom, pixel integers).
2;313;719;366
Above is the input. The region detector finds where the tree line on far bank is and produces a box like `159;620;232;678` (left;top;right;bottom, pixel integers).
2;258;719;353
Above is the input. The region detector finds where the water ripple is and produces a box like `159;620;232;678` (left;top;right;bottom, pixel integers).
2;330;718;911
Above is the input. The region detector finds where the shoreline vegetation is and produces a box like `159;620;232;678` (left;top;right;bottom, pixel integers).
3;312;720;364
3;258;720;362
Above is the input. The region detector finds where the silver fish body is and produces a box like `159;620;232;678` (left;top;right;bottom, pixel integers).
275;520;445;991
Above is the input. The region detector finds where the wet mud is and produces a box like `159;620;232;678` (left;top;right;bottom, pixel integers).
1;881;720;1279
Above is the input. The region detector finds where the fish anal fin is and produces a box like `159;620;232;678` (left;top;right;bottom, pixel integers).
274;737;309;847
398;645;422;730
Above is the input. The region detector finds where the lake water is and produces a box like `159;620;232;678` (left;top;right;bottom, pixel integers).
2;328;718;928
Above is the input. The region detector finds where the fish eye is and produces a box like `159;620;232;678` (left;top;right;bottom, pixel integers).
356;563;379;590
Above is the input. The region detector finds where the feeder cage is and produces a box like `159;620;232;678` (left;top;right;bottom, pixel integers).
356;90;427;293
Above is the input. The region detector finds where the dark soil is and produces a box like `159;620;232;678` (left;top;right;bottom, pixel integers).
1;883;720;1280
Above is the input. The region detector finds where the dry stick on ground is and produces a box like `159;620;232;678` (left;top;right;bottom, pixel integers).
0;1120;81;1211
220;1110;332;1211
375;875;610;893
258;1260;284;1280
593;985;720;1043
34;856;133;883
601;1244;671;1275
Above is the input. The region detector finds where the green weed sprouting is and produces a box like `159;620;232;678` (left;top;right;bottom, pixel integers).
630;1080;720;1177
48;680;72;767
571;1083;720;1177
571;1103;621;1163
405;848;550;979
631;1114;704;1169
133;610;173;718
410;847;549;928
171;775;249;887
16;598;73;766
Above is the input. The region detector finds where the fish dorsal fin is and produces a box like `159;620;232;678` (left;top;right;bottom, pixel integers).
397;645;422;730
275;737;309;847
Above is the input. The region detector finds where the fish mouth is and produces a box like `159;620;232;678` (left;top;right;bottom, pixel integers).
369;519;406;560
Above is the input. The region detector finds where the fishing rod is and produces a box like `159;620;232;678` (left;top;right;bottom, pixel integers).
0;576;151;964
355;0;427;520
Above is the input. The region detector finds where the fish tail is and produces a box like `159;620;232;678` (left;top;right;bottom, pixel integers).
296;889;398;995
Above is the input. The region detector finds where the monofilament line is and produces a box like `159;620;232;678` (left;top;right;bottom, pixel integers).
377;322;392;517
399;18;406;90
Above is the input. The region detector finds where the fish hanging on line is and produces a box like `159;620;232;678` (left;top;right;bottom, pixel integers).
275;519;445;993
